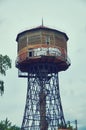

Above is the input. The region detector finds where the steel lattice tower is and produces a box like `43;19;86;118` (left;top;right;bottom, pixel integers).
16;25;71;130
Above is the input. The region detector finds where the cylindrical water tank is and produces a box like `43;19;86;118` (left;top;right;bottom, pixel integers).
16;25;70;72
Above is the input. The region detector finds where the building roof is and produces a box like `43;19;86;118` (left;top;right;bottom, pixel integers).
16;25;69;41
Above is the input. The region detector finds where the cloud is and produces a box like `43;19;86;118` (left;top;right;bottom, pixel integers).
0;0;5;4
0;19;5;25
0;0;3;2
80;0;86;2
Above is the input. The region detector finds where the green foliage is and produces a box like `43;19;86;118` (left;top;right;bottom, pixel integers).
0;54;11;76
58;122;75;130
0;54;12;95
0;118;20;130
67;126;74;130
58;123;67;129
0;80;4;95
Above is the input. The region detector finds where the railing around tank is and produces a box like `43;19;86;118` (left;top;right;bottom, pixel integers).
27;47;65;59
66;56;71;65
16;47;71;66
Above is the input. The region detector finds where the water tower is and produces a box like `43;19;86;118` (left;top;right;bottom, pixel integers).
16;24;71;130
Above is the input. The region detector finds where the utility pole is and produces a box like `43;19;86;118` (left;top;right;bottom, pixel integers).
75;120;77;130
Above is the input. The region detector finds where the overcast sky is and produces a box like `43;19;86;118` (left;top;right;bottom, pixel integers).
0;0;86;130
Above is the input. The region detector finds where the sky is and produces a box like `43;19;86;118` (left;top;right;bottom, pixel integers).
0;0;86;130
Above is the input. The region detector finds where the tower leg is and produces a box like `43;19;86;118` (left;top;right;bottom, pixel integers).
21;63;66;130
39;81;48;130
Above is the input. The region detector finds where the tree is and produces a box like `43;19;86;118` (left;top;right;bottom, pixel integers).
0;54;11;95
0;118;20;130
10;125;20;130
0;118;11;130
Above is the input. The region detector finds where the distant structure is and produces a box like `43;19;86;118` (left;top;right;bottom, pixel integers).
16;24;71;130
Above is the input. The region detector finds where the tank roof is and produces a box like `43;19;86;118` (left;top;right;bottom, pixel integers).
16;25;69;41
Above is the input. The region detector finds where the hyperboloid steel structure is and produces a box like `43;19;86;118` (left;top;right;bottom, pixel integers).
16;24;71;130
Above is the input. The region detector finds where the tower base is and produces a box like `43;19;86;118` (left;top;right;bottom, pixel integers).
21;63;66;130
